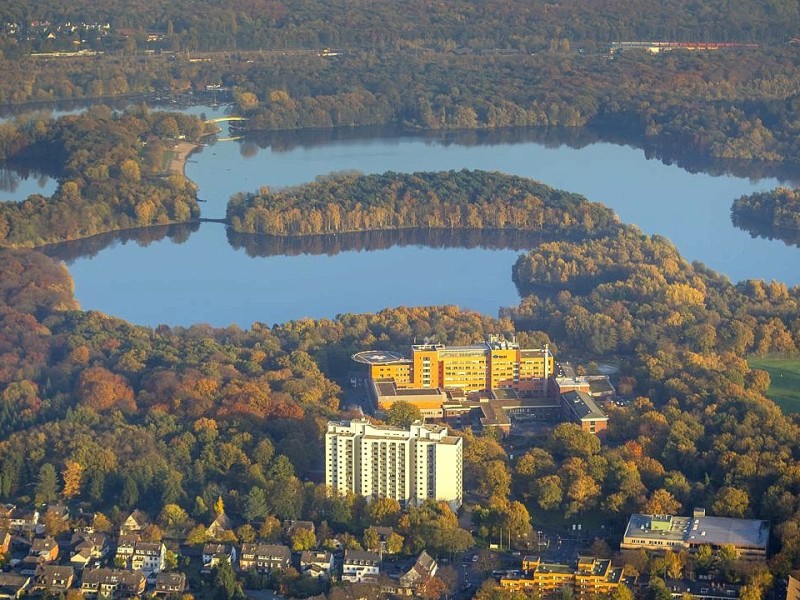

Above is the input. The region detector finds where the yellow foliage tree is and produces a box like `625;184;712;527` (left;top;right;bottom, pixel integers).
62;459;83;499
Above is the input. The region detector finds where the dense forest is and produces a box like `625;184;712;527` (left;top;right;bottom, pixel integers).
1;0;799;56
732;187;800;231
227;170;620;236
0;106;205;246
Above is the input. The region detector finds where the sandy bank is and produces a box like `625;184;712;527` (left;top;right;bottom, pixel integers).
168;141;200;176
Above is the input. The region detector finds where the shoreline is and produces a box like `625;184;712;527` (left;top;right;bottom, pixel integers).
168;141;201;177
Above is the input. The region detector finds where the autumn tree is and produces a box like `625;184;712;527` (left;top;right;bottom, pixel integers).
291;528;316;551
385;400;423;428
62;460;83;500
75;367;136;413
367;497;401;526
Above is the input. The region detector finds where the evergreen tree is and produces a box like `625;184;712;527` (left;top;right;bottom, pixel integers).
35;463;58;504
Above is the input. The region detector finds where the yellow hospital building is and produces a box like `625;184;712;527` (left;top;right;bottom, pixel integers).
353;336;554;395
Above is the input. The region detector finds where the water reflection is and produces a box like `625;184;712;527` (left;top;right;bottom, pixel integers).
0;161;59;200
242;125;800;185
43;223;549;263
42;222;201;262
227;227;551;258
731;213;800;249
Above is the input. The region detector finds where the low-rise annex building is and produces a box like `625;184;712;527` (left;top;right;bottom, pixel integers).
325;419;463;510
621;509;769;559
560;390;609;435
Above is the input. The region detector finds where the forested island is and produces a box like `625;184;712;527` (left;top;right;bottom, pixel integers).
227;170;620;237
0;107;207;246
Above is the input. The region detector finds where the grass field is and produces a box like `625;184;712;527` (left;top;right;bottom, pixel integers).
748;356;800;414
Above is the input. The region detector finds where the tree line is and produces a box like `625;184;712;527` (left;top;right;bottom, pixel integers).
1;0;798;58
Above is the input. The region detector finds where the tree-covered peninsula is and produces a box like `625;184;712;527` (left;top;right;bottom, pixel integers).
226;170;620;237
0;107;206;247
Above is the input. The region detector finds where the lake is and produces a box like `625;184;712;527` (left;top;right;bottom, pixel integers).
44;117;800;328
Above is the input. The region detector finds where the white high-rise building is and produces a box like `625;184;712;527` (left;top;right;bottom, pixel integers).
325;420;463;510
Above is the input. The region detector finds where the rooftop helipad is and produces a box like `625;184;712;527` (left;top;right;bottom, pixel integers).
352;350;408;365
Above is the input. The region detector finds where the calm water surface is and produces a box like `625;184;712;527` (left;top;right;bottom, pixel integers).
0;167;57;201
50;118;800;327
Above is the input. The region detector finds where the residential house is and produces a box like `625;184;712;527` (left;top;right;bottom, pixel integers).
0;573;30;600
153;572;187;597
30;537;59;562
131;541;166;575
635;576;741;600
500;556;625;598
789;576;800;600
121;510;150;534
205;513;233;540
115;534;140;567
70;532;109;570
202;543;236;572
399;551;437;593
342;549;381;583
80;568;146;598
19;556;46;576
37;565;74;593
238;544;291;573
44;504;69;523
300;551;334;579
9;509;40;534
283;520;316;538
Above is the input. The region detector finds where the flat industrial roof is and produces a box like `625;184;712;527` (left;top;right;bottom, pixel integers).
373;380;446;399
520;349;548;357
491;388;520;401
352;350;409;365
624;514;769;549
439;345;489;356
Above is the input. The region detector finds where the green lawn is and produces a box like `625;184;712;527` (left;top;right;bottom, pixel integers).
749;356;800;414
